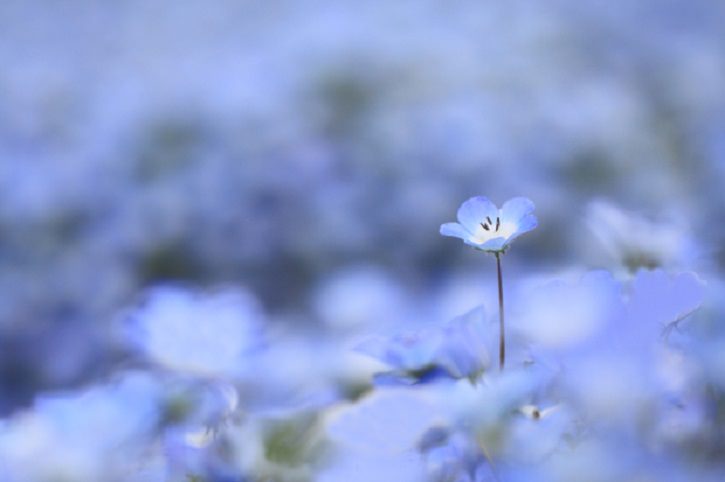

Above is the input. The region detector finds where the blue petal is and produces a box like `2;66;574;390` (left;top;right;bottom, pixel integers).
435;306;492;378
355;332;439;371
512;213;538;236
517;213;538;232
500;197;535;224
468;236;507;252
440;222;471;240
629;270;704;331
503;214;538;246
327;389;439;453
456;196;498;232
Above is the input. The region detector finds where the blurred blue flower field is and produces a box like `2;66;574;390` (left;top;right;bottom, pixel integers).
1;1;725;481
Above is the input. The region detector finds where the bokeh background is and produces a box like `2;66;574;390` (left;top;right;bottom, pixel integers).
1;1;724;480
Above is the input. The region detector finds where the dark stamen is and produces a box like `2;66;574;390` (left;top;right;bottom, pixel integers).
495;217;500;231
481;223;490;231
486;216;493;225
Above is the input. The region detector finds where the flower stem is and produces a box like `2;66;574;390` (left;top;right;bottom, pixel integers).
495;252;505;371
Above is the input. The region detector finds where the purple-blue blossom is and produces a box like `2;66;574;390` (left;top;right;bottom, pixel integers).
357;307;500;382
440;196;538;252
124;286;265;380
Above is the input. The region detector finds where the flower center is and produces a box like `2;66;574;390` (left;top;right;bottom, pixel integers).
480;216;501;233
472;214;517;244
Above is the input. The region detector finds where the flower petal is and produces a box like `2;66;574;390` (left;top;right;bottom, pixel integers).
456;196;498;232
464;236;507;252
479;236;508;251
500;197;535;224
505;214;538;244
440;222;471;240
515;213;538;235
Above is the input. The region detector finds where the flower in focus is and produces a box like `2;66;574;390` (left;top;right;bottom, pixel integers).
440;196;537;252
125;285;265;379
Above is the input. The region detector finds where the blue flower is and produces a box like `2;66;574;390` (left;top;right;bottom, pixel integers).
0;372;162;482
419;428;496;482
355;330;441;374
125;285;265;379
435;307;494;381
320;389;438;482
440;196;537;252
356;307;500;383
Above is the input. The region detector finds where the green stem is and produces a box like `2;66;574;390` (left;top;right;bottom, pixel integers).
495;252;505;371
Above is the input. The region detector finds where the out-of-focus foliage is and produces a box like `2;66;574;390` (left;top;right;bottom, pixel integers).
1;0;724;480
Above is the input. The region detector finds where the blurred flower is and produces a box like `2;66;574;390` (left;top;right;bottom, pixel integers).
502;404;574;465
355;330;441;378
419;428;496;482
242;333;344;414
321;388;440;482
515;271;622;350
357;307;504;382
557;270;705;426
0;372;162;482
586;201;697;271
440;196;537;253
326;388;440;454
312;264;412;331
435;307;495;381
125;285;265;379
627;269;705;339
169;379;240;440
438;363;560;445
